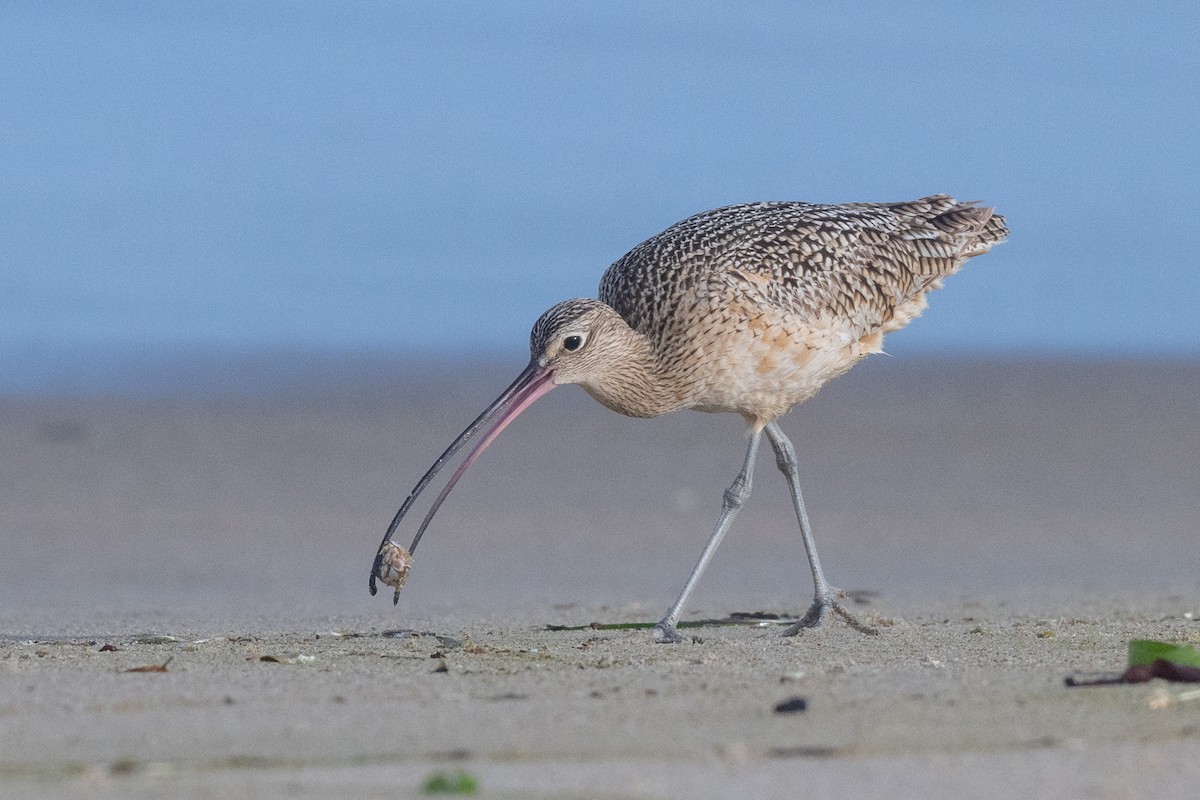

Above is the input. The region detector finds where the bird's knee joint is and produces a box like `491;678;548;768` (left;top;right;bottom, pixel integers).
772;442;797;473
723;482;751;509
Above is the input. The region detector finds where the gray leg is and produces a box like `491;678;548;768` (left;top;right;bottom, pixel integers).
653;430;763;643
763;422;878;636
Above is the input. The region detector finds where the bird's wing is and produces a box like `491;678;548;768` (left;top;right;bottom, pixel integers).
601;196;1006;341
719;196;1006;334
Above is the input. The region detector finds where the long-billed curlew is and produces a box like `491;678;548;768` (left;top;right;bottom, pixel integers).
370;194;1008;642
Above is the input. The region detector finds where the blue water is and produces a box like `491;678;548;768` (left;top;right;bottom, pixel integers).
3;2;1198;392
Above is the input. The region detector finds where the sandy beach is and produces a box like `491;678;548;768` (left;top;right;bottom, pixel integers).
2;355;1198;798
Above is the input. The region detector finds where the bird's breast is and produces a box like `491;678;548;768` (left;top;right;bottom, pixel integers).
666;312;882;424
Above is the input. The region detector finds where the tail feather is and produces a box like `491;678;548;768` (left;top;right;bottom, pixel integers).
931;202;1008;258
878;198;1007;333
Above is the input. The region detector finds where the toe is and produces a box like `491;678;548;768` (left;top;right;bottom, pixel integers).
653;622;685;644
781;591;878;636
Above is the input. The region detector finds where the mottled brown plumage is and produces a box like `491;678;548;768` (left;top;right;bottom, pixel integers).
372;194;1007;642
533;195;1006;426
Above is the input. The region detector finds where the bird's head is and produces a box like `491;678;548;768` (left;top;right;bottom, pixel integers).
529;298;630;387
530;298;669;419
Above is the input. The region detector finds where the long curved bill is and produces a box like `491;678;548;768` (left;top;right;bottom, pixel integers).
369;359;557;603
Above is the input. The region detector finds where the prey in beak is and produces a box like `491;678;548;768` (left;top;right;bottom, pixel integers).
368;360;556;603
368;297;645;604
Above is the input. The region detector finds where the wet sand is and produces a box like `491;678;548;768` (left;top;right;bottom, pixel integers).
2;356;1198;798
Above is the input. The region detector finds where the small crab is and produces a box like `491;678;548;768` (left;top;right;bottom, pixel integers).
374;541;413;603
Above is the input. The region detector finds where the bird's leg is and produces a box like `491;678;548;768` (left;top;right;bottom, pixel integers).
653;430;763;643
763;422;878;636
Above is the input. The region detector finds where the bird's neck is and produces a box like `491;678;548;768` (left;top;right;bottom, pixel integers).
581;329;680;419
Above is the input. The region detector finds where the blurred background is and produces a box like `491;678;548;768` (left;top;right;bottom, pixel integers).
2;1;1197;395
2;3;1197;622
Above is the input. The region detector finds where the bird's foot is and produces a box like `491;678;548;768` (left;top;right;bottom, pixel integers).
783;590;879;636
652;621;685;644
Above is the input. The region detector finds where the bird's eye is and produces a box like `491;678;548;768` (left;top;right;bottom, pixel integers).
562;335;584;352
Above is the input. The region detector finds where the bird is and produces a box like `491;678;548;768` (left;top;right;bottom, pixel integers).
369;194;1008;642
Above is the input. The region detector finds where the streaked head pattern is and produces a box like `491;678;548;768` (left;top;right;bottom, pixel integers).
528;298;674;418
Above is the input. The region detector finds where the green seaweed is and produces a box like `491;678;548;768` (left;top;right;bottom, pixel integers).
546;612;794;632
422;769;478;795
1128;639;1200;668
